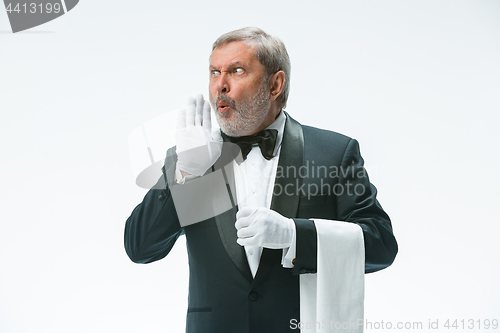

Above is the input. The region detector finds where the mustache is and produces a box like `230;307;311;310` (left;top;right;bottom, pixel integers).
214;94;237;110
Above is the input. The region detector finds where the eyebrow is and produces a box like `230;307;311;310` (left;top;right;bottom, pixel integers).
210;61;244;70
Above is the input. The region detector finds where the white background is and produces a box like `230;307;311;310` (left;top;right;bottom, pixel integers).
1;1;499;332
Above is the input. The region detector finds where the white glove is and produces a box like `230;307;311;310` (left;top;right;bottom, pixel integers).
235;207;295;249
175;94;223;177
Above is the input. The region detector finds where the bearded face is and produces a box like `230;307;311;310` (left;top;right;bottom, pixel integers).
210;76;271;137
209;41;276;137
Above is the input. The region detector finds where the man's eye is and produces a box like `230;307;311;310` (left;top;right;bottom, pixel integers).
211;70;221;76
234;68;244;74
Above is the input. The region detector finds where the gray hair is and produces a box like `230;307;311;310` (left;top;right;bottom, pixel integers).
212;27;291;109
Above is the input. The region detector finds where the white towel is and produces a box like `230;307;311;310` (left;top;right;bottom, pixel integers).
299;220;365;332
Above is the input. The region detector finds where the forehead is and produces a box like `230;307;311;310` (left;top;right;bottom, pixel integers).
209;40;258;67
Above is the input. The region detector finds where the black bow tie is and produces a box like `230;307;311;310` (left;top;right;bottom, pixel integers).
221;129;278;161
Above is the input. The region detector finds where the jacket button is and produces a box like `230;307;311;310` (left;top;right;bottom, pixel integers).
248;291;258;301
292;258;296;265
158;194;164;200
300;268;306;274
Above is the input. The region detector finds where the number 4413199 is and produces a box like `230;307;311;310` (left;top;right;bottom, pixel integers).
444;319;498;330
5;3;62;14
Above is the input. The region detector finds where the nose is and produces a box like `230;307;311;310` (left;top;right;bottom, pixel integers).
216;72;229;94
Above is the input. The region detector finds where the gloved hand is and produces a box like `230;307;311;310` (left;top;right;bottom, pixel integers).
176;94;223;177
235;207;295;249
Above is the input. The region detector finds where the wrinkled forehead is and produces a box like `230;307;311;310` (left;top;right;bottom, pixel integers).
209;40;258;67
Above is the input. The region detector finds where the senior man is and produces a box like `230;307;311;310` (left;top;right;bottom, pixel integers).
125;27;398;333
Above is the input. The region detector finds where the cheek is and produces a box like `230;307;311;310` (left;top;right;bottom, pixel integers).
232;84;253;100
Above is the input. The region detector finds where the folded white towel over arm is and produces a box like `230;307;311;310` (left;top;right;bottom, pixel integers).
299;220;365;333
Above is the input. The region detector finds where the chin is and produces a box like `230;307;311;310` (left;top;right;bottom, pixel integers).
217;116;251;137
218;122;241;137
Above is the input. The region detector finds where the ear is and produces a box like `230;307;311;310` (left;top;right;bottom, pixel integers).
268;70;285;102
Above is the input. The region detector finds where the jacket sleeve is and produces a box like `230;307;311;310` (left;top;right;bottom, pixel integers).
292;138;398;274
336;138;398;273
124;154;183;264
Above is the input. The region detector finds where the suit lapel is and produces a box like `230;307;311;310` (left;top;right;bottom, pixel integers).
270;113;304;218
215;203;253;282
214;143;253;283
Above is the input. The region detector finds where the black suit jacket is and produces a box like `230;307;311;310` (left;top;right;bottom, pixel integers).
124;114;398;333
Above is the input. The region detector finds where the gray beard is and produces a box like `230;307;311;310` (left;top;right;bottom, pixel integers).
211;81;271;137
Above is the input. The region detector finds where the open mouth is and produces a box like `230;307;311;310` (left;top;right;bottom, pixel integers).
217;101;229;112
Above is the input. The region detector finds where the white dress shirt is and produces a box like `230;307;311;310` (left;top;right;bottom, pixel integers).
232;111;296;277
